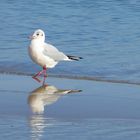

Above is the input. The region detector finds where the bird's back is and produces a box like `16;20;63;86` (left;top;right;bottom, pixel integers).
43;43;69;61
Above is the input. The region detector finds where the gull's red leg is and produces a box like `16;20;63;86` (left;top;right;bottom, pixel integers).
32;66;47;84
32;69;44;83
32;76;41;83
33;70;44;78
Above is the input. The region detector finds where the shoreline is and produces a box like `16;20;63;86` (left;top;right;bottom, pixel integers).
1;71;140;86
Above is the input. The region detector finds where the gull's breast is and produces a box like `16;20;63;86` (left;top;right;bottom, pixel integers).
29;45;57;68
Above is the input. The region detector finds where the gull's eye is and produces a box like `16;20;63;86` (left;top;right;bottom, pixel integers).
36;33;39;36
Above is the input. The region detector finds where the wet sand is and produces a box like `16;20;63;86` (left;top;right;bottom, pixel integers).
1;74;140;139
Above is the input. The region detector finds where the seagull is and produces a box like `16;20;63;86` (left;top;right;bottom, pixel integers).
28;29;82;84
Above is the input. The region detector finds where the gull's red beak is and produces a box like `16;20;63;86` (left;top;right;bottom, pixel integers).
29;35;37;40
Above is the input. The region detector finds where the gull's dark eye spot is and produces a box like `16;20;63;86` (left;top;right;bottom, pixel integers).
41;34;43;36
36;33;39;36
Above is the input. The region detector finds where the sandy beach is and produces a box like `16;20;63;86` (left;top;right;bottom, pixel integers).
1;74;140;139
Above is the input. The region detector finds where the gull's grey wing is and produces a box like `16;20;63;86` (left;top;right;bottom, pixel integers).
43;43;69;61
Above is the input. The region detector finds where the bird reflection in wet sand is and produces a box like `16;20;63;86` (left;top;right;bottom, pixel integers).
29;114;46;140
28;84;82;114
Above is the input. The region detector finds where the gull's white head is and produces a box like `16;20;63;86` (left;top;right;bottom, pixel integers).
30;29;45;42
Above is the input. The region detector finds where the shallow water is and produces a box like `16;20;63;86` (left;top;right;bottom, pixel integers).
1;74;140;139
1;116;140;140
1;1;140;83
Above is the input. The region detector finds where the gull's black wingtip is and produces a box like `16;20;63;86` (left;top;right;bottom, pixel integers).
79;56;83;59
67;55;83;61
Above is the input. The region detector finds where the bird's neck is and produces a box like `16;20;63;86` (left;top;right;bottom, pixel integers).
31;39;45;47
